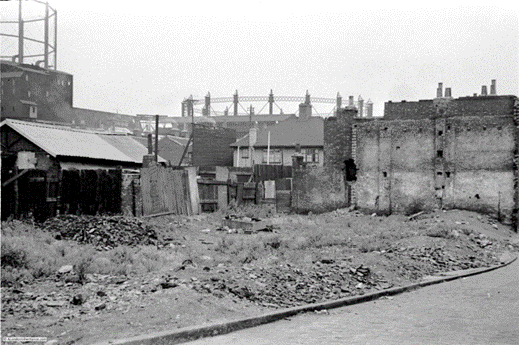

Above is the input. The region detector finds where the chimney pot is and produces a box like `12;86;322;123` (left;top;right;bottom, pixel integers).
490;79;496;95
445;87;452;98
481;85;488;96
436;82;443;98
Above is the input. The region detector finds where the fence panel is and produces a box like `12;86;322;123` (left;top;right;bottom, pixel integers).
275;178;292;213
254;165;292;181
141;165;192;216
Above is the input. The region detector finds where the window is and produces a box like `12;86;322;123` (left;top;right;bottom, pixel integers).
302;148;319;163
263;149;282;164
241;148;249;159
28;91;31;98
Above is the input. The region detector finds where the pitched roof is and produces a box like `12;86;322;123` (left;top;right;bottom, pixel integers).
230;115;324;147
0;119;165;164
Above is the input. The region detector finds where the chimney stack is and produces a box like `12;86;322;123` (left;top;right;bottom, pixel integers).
366;99;373;117
348;96;354;107
358;96;364;117
445;87;452;98
481;85;488;96
490;79;496;95
436;83;443;98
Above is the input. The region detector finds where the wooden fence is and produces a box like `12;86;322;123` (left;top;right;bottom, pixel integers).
1;168;123;222
140;165;193;216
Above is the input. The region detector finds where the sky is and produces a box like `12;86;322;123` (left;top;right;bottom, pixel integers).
1;0;518;117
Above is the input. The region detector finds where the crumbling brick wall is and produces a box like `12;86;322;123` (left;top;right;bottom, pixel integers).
323;108;356;171
355;115;516;222
292;161;347;213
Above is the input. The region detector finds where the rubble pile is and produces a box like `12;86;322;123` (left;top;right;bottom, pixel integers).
42;215;161;249
192;261;391;308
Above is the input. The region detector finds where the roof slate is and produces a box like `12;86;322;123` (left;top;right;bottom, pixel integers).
1;119;165;164
230;115;324;147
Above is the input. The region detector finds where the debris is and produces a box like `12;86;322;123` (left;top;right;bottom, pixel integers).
43;215;161;249
408;211;424;221
58;265;74;274
94;302;106;311
71;294;85;306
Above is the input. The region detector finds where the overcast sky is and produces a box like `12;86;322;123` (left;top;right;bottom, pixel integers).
1;0;518;117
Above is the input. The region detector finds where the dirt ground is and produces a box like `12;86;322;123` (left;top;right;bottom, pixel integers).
2;208;518;345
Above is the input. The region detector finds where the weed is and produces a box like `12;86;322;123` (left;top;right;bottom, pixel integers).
1;241;29;269
426;226;455;239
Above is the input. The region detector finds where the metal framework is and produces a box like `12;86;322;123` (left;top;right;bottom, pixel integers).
180;90;370;118
1;0;58;69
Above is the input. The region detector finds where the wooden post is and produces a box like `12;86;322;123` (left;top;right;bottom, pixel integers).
14;167;20;218
216;166;229;210
155;115;159;162
185;166;200;214
237;182;244;205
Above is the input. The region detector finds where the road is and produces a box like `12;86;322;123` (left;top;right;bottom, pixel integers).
186;260;519;345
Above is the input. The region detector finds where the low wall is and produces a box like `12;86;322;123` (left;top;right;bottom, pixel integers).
292;164;346;213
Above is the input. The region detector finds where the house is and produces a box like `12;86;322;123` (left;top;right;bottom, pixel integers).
230;111;324;167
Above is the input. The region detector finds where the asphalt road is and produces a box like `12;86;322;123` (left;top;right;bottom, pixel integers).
185;260;519;345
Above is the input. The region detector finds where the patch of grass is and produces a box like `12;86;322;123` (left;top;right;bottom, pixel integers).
425;225;456;239
1;220;184;286
217;202;276;220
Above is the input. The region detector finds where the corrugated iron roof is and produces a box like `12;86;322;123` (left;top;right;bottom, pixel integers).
230;115;324;147
1;71;24;78
0;119;164;164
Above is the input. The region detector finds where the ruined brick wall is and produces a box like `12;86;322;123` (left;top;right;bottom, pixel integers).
292;164;346;213
192;124;237;167
323;108;356;170
384;95;515;120
355;115;516;222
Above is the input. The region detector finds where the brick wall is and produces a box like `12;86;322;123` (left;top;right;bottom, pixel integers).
355;115;516;221
192;124;237;166
384;96;515;120
323;107;357;170
292;164;347;213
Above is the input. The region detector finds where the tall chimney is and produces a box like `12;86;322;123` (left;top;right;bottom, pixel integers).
490;79;496;95
436;82;443;98
445;87;452;98
481;85;488;96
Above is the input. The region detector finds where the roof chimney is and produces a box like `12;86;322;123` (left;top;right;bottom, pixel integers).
358;96;364;117
348;96;354;107
445;87;452;98
490;79;496;95
436;83;443;98
366;99;373;117
481;85;488;96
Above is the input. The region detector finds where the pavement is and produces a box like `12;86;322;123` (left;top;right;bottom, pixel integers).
185;258;519;345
